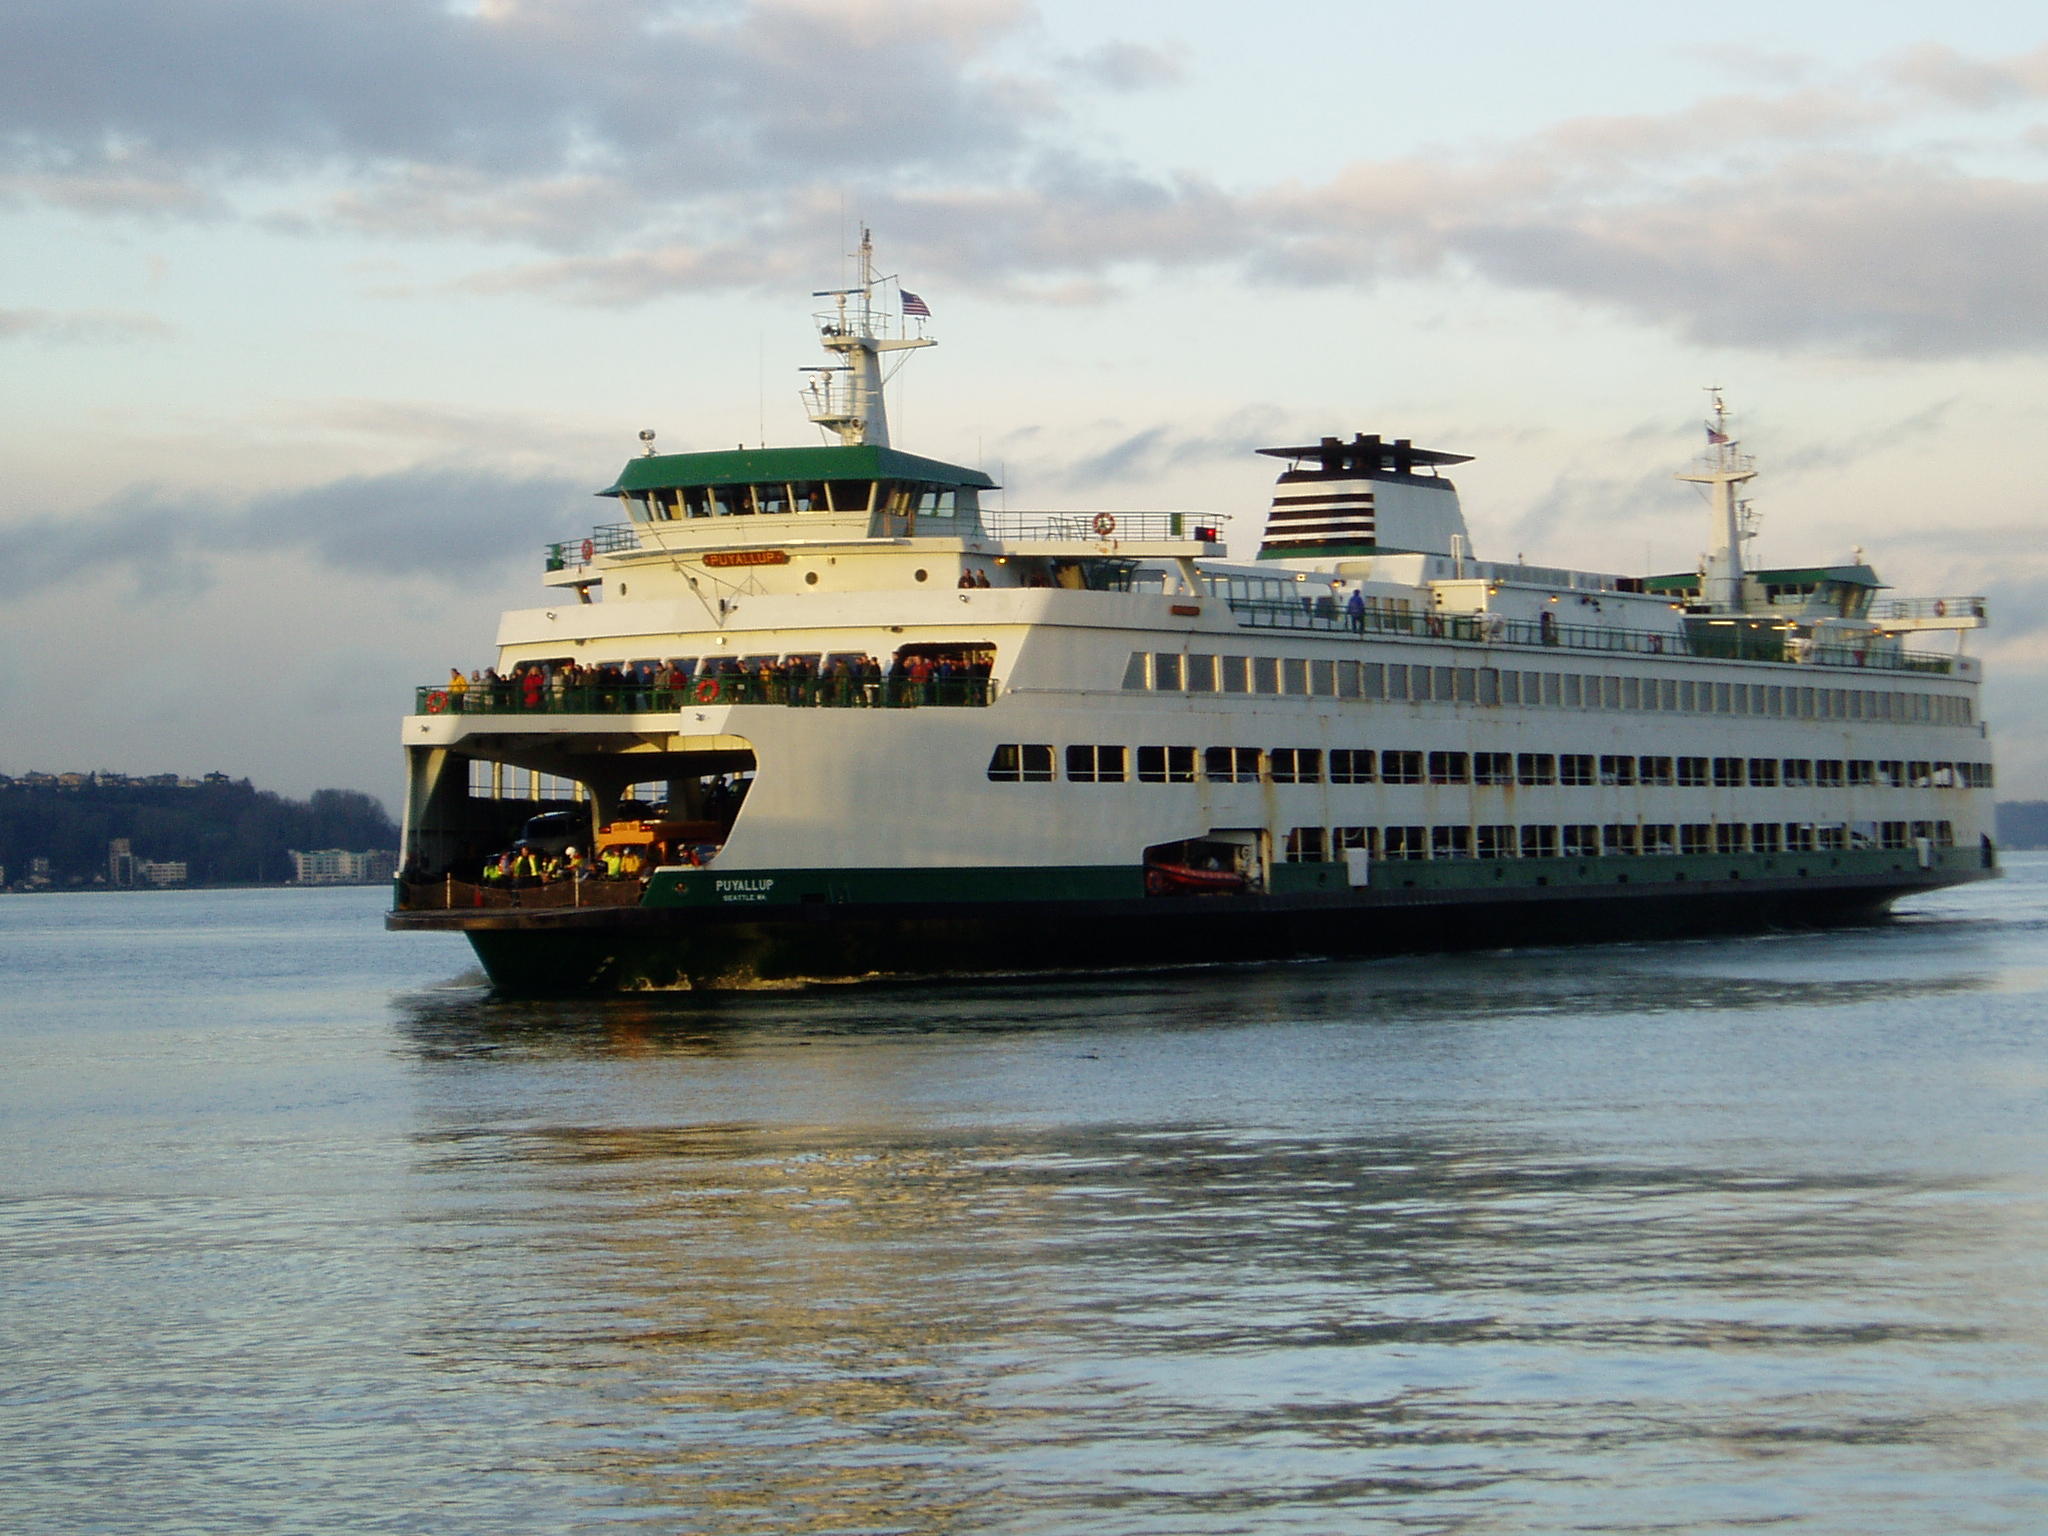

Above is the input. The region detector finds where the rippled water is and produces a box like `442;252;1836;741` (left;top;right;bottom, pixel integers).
4;865;2047;1533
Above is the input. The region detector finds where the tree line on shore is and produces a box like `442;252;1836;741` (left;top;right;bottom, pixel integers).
1997;801;2048;850
0;778;398;886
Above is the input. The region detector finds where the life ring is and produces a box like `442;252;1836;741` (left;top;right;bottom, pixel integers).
693;676;722;703
580;537;595;563
425;690;448;714
1933;600;1946;618
1091;512;1117;537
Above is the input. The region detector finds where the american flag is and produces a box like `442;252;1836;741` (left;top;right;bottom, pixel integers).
1705;423;1729;445
900;289;932;319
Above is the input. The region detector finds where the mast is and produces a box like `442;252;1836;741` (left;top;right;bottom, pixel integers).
1675;389;1758;611
803;228;934;447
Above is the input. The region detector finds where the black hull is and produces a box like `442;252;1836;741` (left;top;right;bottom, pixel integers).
390;867;1991;995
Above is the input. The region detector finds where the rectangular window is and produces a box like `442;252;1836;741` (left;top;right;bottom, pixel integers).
1452;668;1476;703
1878;760;1904;788
1748;758;1779;787
1521;825;1559;858
1066;744;1127;783
1563;824;1599;858
1284;826;1328;863
1680;824;1712;855
1620;677;1641;711
1384;825;1428;860
1220;655;1250;694
1560;754;1595;787
1517;752;1556;786
1252;656;1280;694
1715;823;1745;854
1474;752;1513;785
1713;757;1745;788
1152;653;1184;692
1642;824;1676;856
1480;669;1502;706
1387;663;1410;701
1270;748;1323;784
1282;657;1310;695
1136;745;1197;783
1185;655;1217;693
1751;823;1782;854
1428;751;1471;784
1678;757;1709;787
1381;750;1424;785
1476;825;1517;859
1120;652;1147;690
1310;658;1337;696
1848;760;1876;787
1433;825;1474;860
1599;754;1635;786
987;744;1054;782
1360;663;1386;700
1333;826;1378;856
1336;661;1362;699
1782;759;1813;787
1602;824;1639;856
1817;825;1846;850
1542;674;1562;707
1786;823;1816;853
1562;674;1583;709
1204;746;1261;783
1639;756;1675;787
1329;749;1375;784
1813;760;1843;788
1881;821;1909;849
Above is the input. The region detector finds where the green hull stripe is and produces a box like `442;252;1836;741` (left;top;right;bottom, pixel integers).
643;847;1980;909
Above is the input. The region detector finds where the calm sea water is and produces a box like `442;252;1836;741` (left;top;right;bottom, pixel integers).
4;864;2046;1535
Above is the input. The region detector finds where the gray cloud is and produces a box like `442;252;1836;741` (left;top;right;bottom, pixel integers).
3;463;592;596
0;307;177;343
6;6;2048;360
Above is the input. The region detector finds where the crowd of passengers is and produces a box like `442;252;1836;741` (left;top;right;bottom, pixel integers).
437;651;991;709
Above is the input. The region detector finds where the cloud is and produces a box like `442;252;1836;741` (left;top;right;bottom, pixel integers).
7;6;2048;360
0;307;177;343
0;463;591;596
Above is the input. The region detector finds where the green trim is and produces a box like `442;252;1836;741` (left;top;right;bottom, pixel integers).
1648;564;1883;593
600;444;996;497
637;846;1982;911
645;864;1140;908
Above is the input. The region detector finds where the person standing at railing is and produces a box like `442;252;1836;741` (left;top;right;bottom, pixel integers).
1346;588;1365;634
447;668;469;713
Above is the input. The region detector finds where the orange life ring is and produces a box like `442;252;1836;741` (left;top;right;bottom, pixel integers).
426;690;448;714
1091;512;1117;537
693;676;722;703
580;537;595;563
1933;600;1946;618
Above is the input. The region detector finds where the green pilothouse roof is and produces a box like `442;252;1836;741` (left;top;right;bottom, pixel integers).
599;444;996;499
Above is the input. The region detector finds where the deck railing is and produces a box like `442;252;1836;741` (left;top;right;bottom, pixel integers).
416;675;995;716
1872;596;1986;623
398;875;649;912
544;523;640;570
980;510;1223;543
1223;598;1954;674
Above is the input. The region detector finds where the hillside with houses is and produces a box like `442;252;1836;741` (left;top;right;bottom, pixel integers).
0;772;398;889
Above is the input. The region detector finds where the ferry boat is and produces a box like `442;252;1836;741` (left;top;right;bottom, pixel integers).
388;233;1999;992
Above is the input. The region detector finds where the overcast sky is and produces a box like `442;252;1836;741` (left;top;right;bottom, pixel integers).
4;0;2045;806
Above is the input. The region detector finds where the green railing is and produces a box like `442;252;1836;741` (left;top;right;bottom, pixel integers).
415;675;995;716
1221;598;1953;675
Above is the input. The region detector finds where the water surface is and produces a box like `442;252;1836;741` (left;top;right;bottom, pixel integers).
4;865;2046;1533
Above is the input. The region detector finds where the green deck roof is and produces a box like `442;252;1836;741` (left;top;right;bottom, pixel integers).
1645;564;1884;593
599;443;997;498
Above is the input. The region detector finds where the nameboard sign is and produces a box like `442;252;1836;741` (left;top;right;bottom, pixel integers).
703;550;791;568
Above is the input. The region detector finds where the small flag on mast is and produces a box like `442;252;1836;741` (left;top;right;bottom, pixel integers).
900;289;932;318
1705;422;1729;445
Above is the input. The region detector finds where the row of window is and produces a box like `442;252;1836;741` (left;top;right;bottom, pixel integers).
1122;652;1973;728
990;744;1995;790
1283;821;1959;862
